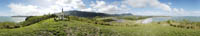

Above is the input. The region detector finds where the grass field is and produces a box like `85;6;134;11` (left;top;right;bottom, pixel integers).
0;16;200;36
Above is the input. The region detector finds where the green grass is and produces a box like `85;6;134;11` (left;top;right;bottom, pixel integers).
99;24;200;36
156;20;200;29
0;18;119;36
117;16;152;20
1;16;200;36
0;22;20;29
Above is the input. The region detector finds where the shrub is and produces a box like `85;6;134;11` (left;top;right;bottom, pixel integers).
118;16;151;20
0;22;20;29
20;15;56;27
163;20;200;29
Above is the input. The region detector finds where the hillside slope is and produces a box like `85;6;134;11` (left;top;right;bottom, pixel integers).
0;16;200;36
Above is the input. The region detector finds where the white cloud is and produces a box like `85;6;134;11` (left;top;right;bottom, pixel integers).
132;11;172;16
80;8;93;11
8;0;191;16
8;4;42;16
172;8;184;12
124;0;148;8
124;0;172;11
8;0;87;16
9;0;129;15
55;0;86;9
90;1;130;14
123;0;187;13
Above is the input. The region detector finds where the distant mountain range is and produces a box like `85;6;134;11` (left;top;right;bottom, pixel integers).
55;10;133;17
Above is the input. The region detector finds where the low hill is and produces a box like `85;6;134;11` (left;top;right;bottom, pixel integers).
55;10;133;17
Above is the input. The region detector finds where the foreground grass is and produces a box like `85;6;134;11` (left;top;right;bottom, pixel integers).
100;24;200;36
0;18;119;36
0;16;200;36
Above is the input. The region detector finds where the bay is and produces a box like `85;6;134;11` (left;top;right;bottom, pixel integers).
0;16;26;22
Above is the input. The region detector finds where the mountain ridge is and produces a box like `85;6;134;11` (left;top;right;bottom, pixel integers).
55;10;133;17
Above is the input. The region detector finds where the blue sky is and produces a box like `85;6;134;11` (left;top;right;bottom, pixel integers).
0;0;200;16
0;0;28;16
160;0;200;11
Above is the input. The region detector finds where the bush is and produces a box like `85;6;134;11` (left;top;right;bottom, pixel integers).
163;20;200;29
118;16;151;20
20;15;56;27
102;19;115;22
0;22;20;29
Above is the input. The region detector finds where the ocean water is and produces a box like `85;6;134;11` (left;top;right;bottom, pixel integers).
151;16;200;22
137;16;200;24
0;16;26;22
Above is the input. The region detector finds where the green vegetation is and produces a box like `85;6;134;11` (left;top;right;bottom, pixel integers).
117;16;151;20
0;15;200;36
0;22;20;29
0;17;119;36
157;19;200;29
19;15;56;27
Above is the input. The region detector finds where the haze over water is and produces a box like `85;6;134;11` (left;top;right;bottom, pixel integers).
0;16;26;22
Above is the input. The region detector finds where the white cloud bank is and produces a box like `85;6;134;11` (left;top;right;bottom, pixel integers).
124;0;184;12
8;0;198;16
89;1;130;14
9;0;87;16
9;4;42;16
9;0;128;16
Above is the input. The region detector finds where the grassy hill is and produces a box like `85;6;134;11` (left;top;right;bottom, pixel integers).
55;10;133;17
0;15;200;36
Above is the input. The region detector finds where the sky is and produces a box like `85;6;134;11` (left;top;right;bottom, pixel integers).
0;0;199;16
